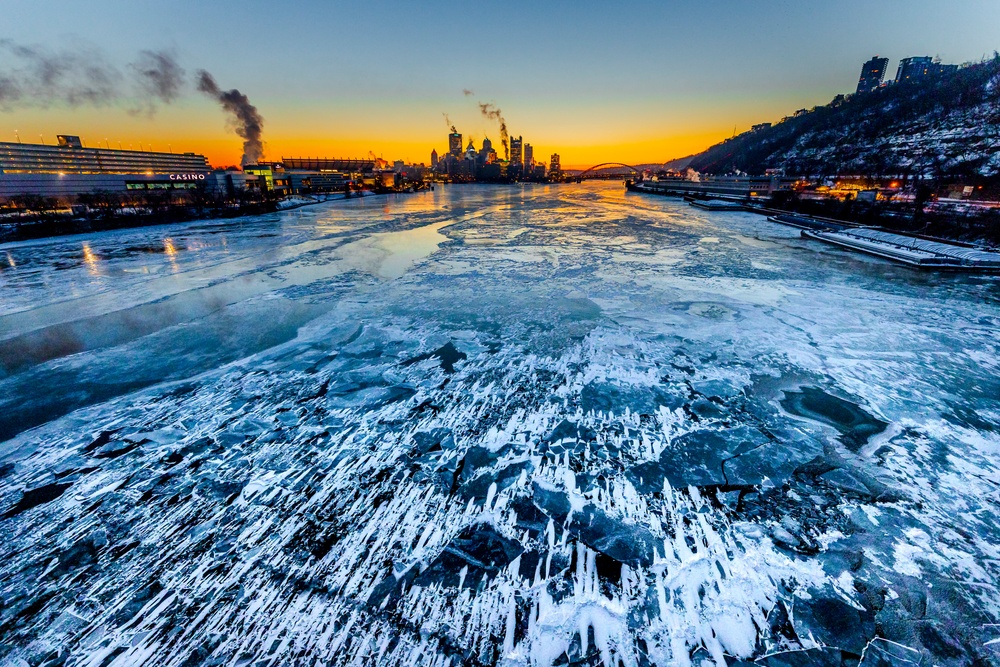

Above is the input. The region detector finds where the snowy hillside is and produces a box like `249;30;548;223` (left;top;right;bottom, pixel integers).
688;56;1000;178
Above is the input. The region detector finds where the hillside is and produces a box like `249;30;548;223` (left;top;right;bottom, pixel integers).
687;55;1000;179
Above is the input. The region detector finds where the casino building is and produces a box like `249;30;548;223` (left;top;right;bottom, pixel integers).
0;134;213;199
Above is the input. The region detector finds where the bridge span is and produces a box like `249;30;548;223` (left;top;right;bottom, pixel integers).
566;163;642;180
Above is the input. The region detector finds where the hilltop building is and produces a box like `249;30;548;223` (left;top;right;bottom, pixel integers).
895;56;959;83
0;133;212;198
857;56;889;93
896;56;934;83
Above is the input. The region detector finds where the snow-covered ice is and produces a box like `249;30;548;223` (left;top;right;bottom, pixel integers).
1;183;998;666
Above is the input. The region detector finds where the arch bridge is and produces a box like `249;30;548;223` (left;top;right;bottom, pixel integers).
574;162;642;180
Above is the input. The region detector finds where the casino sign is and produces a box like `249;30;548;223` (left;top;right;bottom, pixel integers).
168;173;208;181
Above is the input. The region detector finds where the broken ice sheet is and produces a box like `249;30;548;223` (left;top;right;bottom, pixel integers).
1;183;999;666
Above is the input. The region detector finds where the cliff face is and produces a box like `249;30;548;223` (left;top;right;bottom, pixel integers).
688;57;1000;179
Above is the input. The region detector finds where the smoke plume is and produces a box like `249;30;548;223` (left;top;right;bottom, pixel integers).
478;102;508;160
0;40;187;115
0;39;121;108
196;70;264;166
132;50;185;106
0;74;20;107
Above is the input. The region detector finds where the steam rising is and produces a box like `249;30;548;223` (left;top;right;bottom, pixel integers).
478;102;508;160
196;71;264;166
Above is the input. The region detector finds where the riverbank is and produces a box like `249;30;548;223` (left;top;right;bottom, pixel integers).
0;189;410;244
628;180;1000;247
0;203;277;244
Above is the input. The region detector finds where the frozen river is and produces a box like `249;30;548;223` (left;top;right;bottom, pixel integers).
1;182;998;666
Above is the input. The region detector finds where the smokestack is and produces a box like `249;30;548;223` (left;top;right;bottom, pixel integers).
478;102;508;161
196;70;264;166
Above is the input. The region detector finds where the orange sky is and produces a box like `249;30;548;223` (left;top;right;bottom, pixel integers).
0;101;766;170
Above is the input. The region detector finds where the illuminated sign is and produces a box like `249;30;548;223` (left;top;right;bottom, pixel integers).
168;173;207;181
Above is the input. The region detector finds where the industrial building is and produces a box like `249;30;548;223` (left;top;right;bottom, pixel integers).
0;134;213;199
243;157;373;195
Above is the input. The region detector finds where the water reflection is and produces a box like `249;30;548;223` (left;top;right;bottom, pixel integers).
81;243;103;277
163;238;180;273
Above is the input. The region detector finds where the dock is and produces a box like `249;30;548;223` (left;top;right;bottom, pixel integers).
802;228;1000;271
689;199;745;211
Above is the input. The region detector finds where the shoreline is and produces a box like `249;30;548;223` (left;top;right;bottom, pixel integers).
0;189;419;246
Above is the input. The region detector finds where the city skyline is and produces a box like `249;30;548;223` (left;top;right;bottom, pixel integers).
2;1;999;168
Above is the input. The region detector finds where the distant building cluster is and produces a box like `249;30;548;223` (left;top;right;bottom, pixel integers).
856;54;960;94
1;122;563;203
430;129;561;182
0;133;408;202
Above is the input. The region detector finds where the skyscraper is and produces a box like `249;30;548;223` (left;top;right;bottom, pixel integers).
430;149;438;168
510;136;523;168
524;144;534;169
856;56;889;94
479;137;495;165
448;132;463;157
549;153;561;175
896;56;934;83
